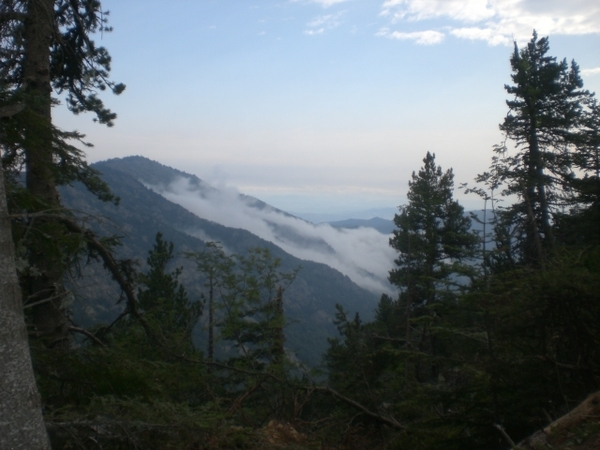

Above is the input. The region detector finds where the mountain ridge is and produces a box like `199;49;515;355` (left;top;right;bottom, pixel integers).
106;156;395;295
60;156;380;366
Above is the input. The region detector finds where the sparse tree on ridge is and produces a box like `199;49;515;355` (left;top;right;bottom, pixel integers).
188;245;296;372
185;241;229;361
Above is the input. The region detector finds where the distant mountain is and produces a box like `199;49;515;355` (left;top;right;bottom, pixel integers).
328;217;395;235
60;156;380;366
294;207;398;224
325;212;492;237
97;156;300;220
98;156;395;295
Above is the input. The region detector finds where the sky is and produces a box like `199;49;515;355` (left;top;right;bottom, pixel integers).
54;0;600;218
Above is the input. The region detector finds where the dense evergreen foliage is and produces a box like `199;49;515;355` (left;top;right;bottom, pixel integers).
481;31;599;268
321;32;600;450
389;151;477;309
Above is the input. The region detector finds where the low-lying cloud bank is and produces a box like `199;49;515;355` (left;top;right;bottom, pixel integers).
147;177;397;295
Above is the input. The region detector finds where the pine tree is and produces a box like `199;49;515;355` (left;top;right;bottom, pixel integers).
187;246;298;423
385;152;478;419
136;233;201;356
185;241;230;361
216;247;296;370
556;98;600;245
491;30;595;266
389;152;477;308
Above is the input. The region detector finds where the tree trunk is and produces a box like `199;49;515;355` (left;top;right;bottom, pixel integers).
22;0;69;345
527;114;555;265
271;286;285;368
0;159;52;449
208;273;214;361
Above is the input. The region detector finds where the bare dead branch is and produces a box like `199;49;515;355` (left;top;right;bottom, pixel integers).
493;423;520;448
0;102;24;117
312;386;406;430
368;333;407;343
68;326;106;347
59;217;159;341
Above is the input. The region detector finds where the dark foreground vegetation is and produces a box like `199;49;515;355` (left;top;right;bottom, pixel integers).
1;2;599;448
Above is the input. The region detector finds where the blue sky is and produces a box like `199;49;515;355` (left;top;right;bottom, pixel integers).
55;0;600;216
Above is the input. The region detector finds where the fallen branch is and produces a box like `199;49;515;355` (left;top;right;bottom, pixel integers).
178;355;407;431
493;423;520;449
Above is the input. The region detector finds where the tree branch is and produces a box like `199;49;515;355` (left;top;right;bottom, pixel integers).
312;386;406;430
493;423;521;449
0;11;26;23
0;103;24;118
59;217;158;341
68;325;106;347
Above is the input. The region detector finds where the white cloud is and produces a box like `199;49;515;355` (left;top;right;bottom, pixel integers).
450;26;510;46
380;0;600;46
313;0;350;6
381;0;496;23
305;11;345;35
148;177;397;295
308;13;338;27
377;28;445;44
582;67;600;77
292;0;350;8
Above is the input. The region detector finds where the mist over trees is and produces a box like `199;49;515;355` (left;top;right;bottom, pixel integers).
1;5;599;448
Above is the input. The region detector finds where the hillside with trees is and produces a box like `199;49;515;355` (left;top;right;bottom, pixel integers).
1;1;599;448
58;156;379;366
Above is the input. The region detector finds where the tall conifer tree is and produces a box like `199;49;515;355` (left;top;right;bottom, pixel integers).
389;152;477;307
136;233;201;356
491;31;594;266
0;0;124;343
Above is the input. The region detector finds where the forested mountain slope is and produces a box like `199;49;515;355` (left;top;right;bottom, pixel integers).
93;156;395;295
59;158;378;366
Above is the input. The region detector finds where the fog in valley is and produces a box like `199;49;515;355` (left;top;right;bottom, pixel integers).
147;176;397;295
